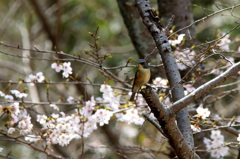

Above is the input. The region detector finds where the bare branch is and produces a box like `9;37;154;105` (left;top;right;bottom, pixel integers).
0;131;63;159
169;61;240;114
141;86;200;159
170;3;240;38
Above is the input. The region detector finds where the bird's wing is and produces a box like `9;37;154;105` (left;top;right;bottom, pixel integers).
132;69;140;92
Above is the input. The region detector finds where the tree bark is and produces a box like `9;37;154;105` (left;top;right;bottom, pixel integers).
136;0;195;151
117;0;166;79
158;0;195;38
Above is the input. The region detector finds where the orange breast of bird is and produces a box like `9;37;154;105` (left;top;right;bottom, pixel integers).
133;67;150;92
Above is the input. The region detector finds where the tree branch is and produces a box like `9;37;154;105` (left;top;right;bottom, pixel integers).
141;86;200;159
169;61;240;114
136;0;194;151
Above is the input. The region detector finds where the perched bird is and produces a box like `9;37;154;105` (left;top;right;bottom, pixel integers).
130;59;151;101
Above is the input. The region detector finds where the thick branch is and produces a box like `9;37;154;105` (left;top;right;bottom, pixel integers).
142;87;200;159
116;0;155;59
169;62;240;113
136;0;194;150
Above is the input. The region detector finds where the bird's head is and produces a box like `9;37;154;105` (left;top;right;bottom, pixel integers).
138;59;148;68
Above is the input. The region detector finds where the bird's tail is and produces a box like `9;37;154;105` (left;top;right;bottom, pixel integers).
129;92;136;101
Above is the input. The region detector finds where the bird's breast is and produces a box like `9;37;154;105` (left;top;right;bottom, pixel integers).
138;68;150;83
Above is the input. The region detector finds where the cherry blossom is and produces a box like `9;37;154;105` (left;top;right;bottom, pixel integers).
25;72;45;84
50;104;60;111
36;114;47;125
36;72;45;82
196;105;210;119
51;62;63;72
153;77;168;87
117;108;144;125
204;130;229;158
10;102;20;115
4;95;14;101
0;91;5;97
10;90;27;98
81;96;95;117
184;84;196;93
25;74;36;85
7;127;15;134
134;94;147;106
82;116;98;137
35;111;100;146
174;48;195;70
10;90;20;96
191;124;201;132
18;115;33;135
218;34;231;51
62;62;72;78
210;68;222;75
93;109;113;126
100;83;120;110
169;34;185;46
67;96;75;103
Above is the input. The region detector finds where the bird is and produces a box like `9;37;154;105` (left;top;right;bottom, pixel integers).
130;59;151;101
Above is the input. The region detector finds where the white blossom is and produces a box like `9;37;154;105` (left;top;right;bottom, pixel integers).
51;63;63;72
0;91;5;97
50;104;59;111
211;68;222;75
169;34;185;46
81;96;95;117
10;90;27;98
153;77;168;87
62;62;72;78
67;96;75;103
36;72;45;82
100;83;120;110
117;108;144;125
8;127;15;134
10;102;20;115
25;74;36;86
93;109;113;126
204;130;229;158
4;95;14;101
37;114;48;125
196;106;210;119
191;124;201;132
174;49;195;70
18;115;33;135
218;34;231;51
184;84;196;93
